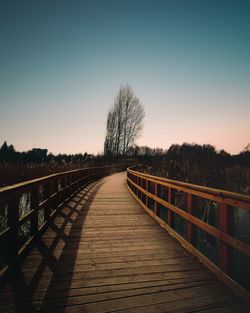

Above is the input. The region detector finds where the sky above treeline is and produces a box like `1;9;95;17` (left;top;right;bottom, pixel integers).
0;0;249;155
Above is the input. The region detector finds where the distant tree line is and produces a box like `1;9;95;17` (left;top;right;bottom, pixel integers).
1;140;249;194
0;141;132;186
0;142;98;186
0;141;91;165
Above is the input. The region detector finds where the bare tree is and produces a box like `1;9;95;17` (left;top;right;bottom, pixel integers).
104;85;145;157
104;111;116;157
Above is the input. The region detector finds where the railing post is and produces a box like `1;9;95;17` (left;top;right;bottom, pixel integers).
69;174;73;195
154;182;158;215
73;173;76;191
73;173;76;192
7;196;19;261
55;179;60;207
136;175;139;197
186;194;196;245
63;176;66;198
30;188;39;236
168;188;175;228
139;178;142;200
79;171;84;186
56;178;61;206
218;203;232;274
61;176;65;201
67;175;71;196
66;175;70;197
77;172;81;190
146;179;149;207
44;182;51;221
71;174;75;193
132;175;135;193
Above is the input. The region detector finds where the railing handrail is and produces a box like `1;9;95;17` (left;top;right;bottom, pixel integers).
0;165;126;193
0;163;129;280
128;166;250;210
127;167;250;301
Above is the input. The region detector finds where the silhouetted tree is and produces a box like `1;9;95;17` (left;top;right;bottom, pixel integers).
104;85;145;157
0;141;16;161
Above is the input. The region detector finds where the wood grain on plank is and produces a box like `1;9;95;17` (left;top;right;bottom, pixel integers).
0;172;249;313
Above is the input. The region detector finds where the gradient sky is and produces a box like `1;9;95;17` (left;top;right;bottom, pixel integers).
0;0;249;155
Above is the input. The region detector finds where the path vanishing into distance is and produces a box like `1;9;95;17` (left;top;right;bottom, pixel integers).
0;172;249;312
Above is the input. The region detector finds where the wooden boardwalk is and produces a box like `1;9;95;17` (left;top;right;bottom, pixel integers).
0;172;249;313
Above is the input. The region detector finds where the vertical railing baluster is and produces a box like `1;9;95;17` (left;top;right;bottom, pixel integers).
133;175;135;194
79;171;82;187
168;188;175;228
146;179;149;208
76;172;80;190
77;171;80;190
58;177;62;205
139;177;141;200
69;174;72;196
71;173;74;193
63;176;67;199
64;174;70;198
75;172;78;191
187;194;196;245
65;175;69;198
154;182;158;215
218;203;232;274
44;182;51;221
7;196;19;261
30;188;39;236
73;173;77;193
70;174;74;194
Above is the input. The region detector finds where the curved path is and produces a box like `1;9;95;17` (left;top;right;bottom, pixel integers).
0;172;249;312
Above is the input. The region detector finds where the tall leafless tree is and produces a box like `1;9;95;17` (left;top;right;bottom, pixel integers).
104;85;145;157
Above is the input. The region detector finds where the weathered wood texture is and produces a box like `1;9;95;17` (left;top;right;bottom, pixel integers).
127;167;250;301
0;173;249;312
0;165;128;279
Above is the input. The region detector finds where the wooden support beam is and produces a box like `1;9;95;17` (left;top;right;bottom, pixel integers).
154;182;158;215
44;183;51;221
187;194;197;245
145;179;149;207
30;189;39;236
7;196;19;261
168;188;175;228
218;203;233;274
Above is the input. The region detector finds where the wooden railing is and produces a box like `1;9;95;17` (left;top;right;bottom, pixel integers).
0;164;127;279
127;166;250;300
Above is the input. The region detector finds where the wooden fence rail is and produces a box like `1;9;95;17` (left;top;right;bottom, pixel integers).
127;166;250;301
0;164;127;279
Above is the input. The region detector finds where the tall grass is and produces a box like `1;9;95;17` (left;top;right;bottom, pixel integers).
0;162;88;187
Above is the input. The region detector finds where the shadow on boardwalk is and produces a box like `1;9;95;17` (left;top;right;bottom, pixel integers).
0;172;249;313
2;180;103;313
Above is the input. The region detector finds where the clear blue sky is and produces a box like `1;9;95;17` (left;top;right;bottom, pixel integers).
0;0;249;154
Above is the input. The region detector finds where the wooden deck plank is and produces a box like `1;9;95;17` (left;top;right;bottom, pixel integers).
0;172;249;313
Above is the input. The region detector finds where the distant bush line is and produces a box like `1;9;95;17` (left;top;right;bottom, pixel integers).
0;141;249;194
135;143;250;195
0;141;113;187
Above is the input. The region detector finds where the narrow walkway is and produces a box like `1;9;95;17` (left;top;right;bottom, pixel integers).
0;173;249;312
